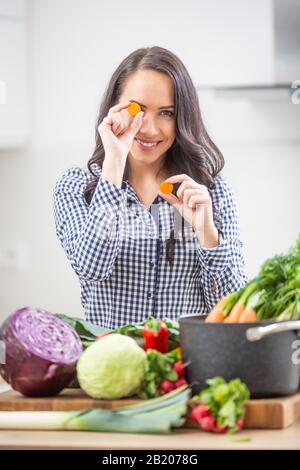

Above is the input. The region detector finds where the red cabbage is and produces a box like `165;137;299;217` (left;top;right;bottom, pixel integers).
0;307;83;396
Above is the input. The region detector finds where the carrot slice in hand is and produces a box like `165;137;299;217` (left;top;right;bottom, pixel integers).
160;181;174;194
127;101;141;116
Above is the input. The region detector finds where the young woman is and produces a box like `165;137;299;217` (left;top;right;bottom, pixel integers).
53;46;248;329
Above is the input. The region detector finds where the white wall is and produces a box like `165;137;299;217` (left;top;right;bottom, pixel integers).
0;0;299;322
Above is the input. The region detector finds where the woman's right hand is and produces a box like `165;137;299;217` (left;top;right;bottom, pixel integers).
98;101;144;161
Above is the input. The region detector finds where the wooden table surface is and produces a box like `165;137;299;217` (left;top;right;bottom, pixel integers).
1;380;300;450
1;422;300;450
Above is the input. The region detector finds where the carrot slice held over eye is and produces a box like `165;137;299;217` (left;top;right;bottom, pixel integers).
127;102;141;116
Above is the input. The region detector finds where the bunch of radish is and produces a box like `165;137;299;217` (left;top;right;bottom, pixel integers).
191;403;244;433
137;349;188;399
190;377;249;434
158;361;187;393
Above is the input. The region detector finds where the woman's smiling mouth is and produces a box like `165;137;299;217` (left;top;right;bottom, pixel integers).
135;138;162;151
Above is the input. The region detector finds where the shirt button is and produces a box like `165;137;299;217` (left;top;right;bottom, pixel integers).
150;261;155;268
147;292;152;299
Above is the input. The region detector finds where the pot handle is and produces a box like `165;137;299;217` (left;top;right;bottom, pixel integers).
246;321;300;342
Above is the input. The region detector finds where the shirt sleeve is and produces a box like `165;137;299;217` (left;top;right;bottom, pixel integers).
53;167;126;281
197;175;249;311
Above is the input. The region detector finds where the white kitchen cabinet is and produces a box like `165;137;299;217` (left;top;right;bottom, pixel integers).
0;2;29;148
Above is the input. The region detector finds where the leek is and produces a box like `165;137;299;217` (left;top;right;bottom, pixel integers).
0;386;190;434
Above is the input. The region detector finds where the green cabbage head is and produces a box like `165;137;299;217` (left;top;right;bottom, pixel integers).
77;334;146;399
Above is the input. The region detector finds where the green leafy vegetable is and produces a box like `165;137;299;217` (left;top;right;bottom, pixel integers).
255;234;300;320
56;314;180;350
56;313;108;347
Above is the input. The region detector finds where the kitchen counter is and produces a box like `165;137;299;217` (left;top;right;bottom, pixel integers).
0;421;300;450
1;380;300;450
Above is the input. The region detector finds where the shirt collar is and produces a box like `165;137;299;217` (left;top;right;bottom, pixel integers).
123;179;163;208
91;163;163;206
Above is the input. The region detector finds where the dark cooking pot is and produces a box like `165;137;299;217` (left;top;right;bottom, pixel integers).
179;316;300;398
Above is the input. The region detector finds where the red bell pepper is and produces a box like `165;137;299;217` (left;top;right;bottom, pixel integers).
143;319;169;353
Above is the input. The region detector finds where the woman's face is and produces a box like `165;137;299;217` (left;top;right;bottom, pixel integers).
119;69;176;167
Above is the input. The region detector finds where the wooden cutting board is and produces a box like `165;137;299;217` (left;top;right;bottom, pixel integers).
1;387;300;429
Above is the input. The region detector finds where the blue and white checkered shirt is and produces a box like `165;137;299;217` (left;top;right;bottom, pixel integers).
53;164;248;328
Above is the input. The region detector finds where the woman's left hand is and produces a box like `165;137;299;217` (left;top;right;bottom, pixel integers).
158;174;219;248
